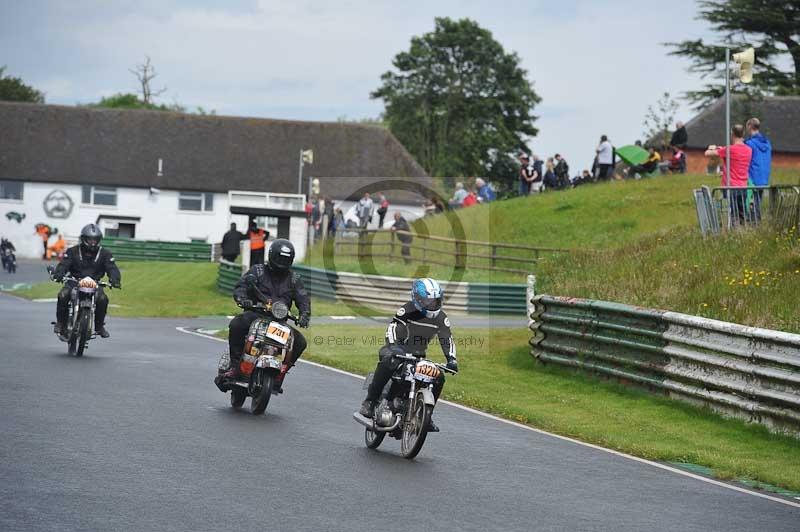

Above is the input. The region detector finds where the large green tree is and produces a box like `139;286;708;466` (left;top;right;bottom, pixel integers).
0;66;45;103
371;17;540;185
666;0;800;109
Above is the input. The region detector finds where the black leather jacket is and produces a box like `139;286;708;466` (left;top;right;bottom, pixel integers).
54;245;121;285
233;263;311;318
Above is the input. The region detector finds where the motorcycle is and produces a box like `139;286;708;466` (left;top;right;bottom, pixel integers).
1;248;15;273
353;353;457;459
214;279;298;415
47;266;113;357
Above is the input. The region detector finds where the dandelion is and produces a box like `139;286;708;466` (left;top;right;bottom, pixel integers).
702;303;708;308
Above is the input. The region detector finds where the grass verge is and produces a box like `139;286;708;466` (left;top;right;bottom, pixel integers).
11;261;383;318
299;324;800;491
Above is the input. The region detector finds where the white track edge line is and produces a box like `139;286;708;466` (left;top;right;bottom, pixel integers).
175;326;800;509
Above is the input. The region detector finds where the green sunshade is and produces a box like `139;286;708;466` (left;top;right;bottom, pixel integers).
615;145;649;166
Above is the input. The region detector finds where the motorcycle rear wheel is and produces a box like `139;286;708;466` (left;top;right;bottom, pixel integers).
230;387;247;408
250;371;274;415
365;428;385;449
75;309;90;357
400;392;432;459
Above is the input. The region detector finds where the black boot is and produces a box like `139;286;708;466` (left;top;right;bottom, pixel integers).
223;355;241;379
96;324;110;338
359;399;375;418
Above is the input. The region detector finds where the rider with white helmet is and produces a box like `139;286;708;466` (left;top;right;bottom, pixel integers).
359;278;458;431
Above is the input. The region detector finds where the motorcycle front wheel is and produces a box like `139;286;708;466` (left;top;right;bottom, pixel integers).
400;392;433;459
230;387;247;408
75;309;91;357
250;370;274;415
365;428;385;449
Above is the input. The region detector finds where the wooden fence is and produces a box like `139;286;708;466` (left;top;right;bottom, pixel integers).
329;229;570;275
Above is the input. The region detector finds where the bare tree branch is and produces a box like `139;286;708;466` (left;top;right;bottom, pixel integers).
129;55;167;105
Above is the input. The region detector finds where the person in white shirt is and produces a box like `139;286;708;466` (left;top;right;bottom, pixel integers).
596;135;614;180
357;193;374;228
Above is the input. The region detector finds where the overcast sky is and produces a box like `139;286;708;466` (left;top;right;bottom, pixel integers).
2;0;716;172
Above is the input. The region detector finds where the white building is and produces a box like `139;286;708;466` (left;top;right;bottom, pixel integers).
0;102;431;259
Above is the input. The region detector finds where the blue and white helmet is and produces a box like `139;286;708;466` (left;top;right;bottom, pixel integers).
412;278;443;318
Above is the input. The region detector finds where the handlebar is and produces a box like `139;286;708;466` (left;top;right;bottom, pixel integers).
395;353;458;374
238;302;298;324
47;267;117;289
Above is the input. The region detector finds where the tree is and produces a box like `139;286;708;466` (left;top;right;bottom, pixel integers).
642;92;680;149
129;55;167;105
371;17;541;186
89;93;214;115
0;66;45;103
666;0;800;109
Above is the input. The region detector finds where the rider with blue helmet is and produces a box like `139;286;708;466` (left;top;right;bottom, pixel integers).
359;278;458;431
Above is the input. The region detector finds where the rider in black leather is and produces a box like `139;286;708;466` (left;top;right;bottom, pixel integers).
52;224;121;338
359;278;458;430
225;239;311;391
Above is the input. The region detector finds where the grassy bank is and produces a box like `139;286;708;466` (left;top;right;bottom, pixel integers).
297;324;800;491
12;261;381;318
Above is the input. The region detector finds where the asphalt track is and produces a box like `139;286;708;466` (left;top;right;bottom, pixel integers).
1;294;798;532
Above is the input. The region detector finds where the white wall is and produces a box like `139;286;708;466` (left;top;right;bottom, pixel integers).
0;182;232;258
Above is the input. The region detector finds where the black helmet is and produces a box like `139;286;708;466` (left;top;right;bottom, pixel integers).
267;239;295;271
80;223;103;254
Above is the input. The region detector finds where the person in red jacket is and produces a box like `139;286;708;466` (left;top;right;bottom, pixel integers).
705;124;753;225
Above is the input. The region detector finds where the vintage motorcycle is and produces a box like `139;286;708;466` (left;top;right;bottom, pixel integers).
47;267;112;357
1;247;15;273
214;285;298;415
353;353;457;459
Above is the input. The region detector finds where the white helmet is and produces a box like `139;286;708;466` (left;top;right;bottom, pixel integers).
412;278;443;318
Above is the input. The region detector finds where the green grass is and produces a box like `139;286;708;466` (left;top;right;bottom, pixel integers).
12;261;382;318
299;324;800;491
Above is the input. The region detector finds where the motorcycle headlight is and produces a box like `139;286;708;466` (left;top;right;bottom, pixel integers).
271;301;289;320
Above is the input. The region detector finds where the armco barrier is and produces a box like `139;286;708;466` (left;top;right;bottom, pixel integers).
217;262;527;315
103;237;213;262
217;260;242;293
529;295;800;436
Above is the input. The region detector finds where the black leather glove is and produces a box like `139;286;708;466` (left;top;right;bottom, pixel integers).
446;359;459;373
111;281;121;289
52;274;64;283
237;298;254;309
298;314;310;328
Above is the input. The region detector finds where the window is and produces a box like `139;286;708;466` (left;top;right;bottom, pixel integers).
0;180;23;200
82;185;117;206
178;192;214;212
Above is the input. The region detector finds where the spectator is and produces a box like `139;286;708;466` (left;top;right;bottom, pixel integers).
745;117;772;221
332;208;345;235
432;196;446;214
449;182;468;208
376;192;390;228
462;189;479;207
531;155;544;194
670;121;688;150
554;154;570;189
47;233;67;260
596;135;614;180
311;197;322;237
221;222;246;262
357;192;373;229
572;170;592;187
391;212;413;264
475;178;496;203
659;147;685;174
423;198;436;216
705;124;753;225
518;153;534;196
543;158;558;190
247;220;269;265
628;147;661;178
35;223;52;260
324;196;335;237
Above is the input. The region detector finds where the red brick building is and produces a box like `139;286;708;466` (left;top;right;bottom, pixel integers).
681;96;800;175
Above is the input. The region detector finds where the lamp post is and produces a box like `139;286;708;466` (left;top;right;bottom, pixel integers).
725;47;731;187
297;149;314;195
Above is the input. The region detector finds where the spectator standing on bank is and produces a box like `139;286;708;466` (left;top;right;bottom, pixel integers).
518;153;534;196
323;196;335;237
596;135;614;180
449;182;468;208
221;222;246;262
745;117;772;220
531;154;544;194
391;211;413;264
705;125;752;225
543;158;557;190
554;154;570;189
376;192;390;228
475;178;496;203
247;220;269;265
357;192;373;229
670;121;688;150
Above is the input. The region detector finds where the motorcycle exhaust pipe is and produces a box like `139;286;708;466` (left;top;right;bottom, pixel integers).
352;412;401;432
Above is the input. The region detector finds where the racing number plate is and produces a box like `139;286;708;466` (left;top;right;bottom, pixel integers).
266;322;291;345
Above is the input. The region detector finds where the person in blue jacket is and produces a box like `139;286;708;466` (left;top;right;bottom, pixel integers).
475;178;496;203
745;117;772;221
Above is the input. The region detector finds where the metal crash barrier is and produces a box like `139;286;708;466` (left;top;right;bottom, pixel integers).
530;295;800;437
694;185;800;235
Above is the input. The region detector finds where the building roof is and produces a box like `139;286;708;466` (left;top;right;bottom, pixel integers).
0;102;429;199
684;95;800;153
